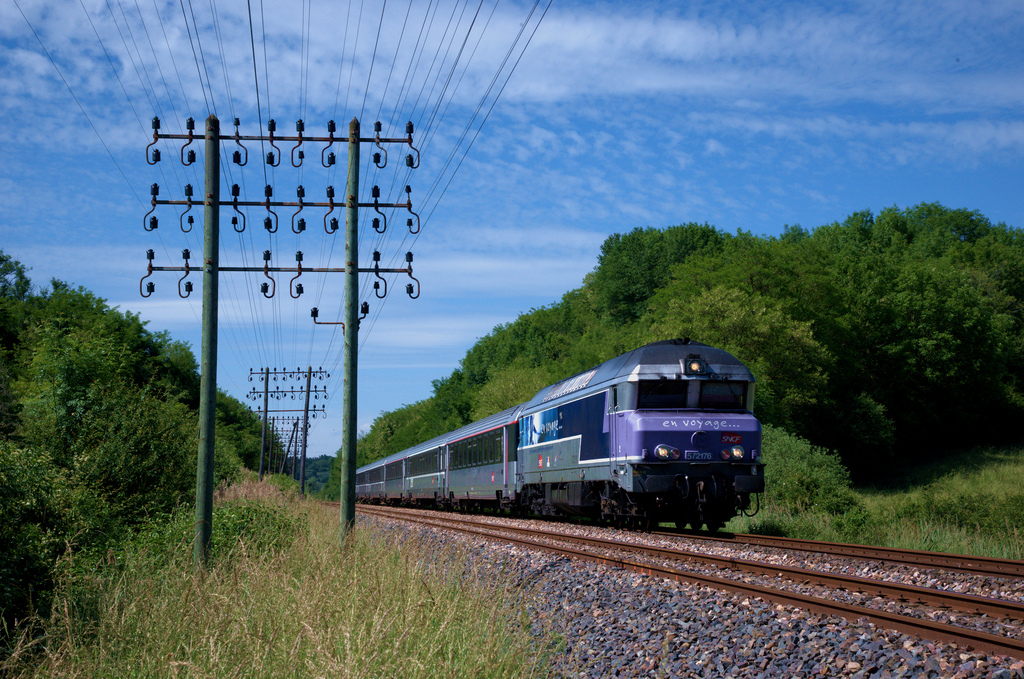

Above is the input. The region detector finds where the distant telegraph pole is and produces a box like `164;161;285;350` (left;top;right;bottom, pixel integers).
141;115;421;561
247;366;329;495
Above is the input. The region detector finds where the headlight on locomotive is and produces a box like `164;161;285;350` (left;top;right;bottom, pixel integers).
720;445;744;460
654;444;680;460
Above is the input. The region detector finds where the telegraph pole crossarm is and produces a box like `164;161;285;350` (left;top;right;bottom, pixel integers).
140;252;419;300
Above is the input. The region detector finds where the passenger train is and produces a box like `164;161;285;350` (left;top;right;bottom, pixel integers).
355;339;764;530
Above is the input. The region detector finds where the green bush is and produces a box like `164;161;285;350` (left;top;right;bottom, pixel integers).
0;443;64;633
762;424;861;515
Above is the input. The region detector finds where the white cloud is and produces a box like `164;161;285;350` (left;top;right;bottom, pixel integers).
704;139;727;155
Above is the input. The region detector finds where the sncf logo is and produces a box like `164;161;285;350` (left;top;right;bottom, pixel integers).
721;433;743;444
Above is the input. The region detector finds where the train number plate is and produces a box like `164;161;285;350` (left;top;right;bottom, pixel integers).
684;450;714;461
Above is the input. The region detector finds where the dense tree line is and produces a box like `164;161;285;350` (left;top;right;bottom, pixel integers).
0;252;266;639
323;203;1023;496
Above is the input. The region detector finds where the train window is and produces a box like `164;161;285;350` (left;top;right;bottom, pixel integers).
637;379;690;409
699;381;747;409
410;452;431;476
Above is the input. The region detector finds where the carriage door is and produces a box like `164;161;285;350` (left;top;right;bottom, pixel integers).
607;386;622;476
442;444;449;501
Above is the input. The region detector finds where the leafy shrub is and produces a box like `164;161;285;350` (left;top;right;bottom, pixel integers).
0;443;64;633
830;503;873;540
762;424;861;515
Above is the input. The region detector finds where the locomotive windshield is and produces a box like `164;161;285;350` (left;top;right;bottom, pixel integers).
699;381;748;409
636;380;689;409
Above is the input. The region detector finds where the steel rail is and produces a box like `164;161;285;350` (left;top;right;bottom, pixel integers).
359;507;1024;620
357;505;1024;659
660;530;1024;579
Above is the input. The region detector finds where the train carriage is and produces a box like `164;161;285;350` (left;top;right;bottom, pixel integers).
441;405;520;510
354;464;385;502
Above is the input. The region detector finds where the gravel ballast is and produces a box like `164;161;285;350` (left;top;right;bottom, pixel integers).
363;514;1024;678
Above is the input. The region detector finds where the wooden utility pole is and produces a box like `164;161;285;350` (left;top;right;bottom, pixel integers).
339;118;360;536
194;114;220;567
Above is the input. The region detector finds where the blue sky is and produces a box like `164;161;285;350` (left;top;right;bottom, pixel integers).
2;0;1022;458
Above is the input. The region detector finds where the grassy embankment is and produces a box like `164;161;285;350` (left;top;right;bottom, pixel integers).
2;480;559;678
5;445;1021;676
729;442;1024;560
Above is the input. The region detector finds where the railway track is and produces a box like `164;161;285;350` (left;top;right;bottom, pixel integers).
357;504;1024;659
661;528;1024;579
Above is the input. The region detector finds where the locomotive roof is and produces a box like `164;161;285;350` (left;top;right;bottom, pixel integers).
519;339;755;412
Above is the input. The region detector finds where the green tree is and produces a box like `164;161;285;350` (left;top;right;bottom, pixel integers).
591;223;725;322
648;286;831;433
215;390;265;471
471;358;552;420
0;250;31;301
17;323;198;521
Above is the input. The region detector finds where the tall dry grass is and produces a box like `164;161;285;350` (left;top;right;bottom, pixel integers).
3;483;556;678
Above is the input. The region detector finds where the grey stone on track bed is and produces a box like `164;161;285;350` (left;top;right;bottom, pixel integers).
361;516;1024;678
